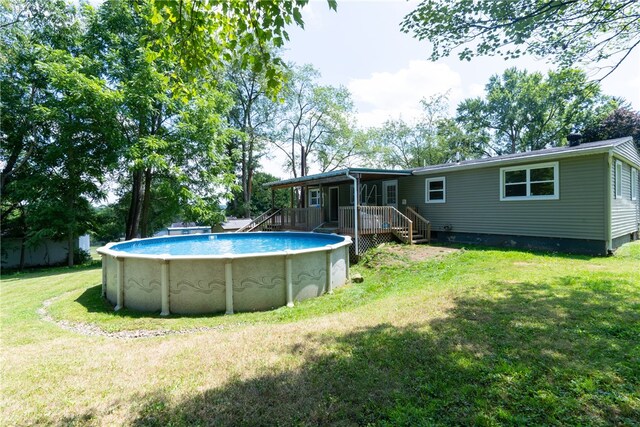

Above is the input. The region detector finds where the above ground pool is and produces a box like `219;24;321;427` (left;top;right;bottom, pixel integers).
97;232;352;315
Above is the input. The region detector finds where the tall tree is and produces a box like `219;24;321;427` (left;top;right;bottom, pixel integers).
86;0;233;239
273;64;355;179
226;172;289;218
401;0;640;78
226;55;278;218
1;0;120;266
455;68;607;155
368;93;480;168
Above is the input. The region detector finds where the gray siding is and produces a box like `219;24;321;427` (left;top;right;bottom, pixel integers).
614;139;640;228
611;155;640;238
400;154;608;240
613;139;640;166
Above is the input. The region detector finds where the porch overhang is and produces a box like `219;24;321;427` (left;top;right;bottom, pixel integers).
263;168;413;189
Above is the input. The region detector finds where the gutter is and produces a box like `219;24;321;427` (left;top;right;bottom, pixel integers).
605;151;613;253
345;170;359;256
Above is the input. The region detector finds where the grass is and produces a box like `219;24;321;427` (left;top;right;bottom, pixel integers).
1;243;639;425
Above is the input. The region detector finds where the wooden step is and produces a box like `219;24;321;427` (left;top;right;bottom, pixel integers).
411;238;430;244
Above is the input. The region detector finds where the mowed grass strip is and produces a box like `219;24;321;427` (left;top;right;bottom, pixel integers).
1;243;639;425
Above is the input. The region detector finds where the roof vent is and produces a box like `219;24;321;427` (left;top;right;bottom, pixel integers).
567;133;582;147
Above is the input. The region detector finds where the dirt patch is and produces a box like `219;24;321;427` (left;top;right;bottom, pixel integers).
361;243;460;269
385;244;460;262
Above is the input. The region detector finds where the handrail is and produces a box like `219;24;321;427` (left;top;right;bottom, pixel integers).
406;207;431;243
235;208;280;232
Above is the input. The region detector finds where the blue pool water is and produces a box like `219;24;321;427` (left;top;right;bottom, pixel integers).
110;232;345;256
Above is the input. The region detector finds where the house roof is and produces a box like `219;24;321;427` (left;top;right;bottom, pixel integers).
413;137;636;174
264;167;413;189
264;138;637;188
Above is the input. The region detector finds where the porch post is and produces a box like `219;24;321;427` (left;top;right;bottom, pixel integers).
271;188;275;209
355;174;360;254
319;184;324;222
345;170;359;256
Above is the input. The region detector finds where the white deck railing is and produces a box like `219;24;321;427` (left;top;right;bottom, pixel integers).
338;205;413;243
406;207;431;243
267;207;323;231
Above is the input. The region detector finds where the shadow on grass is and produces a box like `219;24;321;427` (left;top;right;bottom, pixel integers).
118;276;640;426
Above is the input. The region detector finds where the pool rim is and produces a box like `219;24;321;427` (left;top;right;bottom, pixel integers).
96;231;352;261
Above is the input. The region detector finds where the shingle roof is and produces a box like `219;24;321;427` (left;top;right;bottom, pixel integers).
412;137;634;174
263;137;636;187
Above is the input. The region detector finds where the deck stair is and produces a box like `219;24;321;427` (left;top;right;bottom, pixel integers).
393;229;430;244
405;207;431;244
313;222;340;234
235;208;281;233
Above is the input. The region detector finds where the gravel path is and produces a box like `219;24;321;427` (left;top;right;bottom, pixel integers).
37;293;225;339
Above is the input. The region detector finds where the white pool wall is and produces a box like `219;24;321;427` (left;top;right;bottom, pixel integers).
97;232;352;315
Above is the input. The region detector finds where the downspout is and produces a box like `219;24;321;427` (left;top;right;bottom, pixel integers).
345;170;359;256
605;152;613;254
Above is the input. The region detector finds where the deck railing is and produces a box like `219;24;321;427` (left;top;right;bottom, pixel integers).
242;206;425;245
338;205;413;244
406;207;431;243
267;207;323;231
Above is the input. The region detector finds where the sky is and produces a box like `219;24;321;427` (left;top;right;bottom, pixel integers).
280;0;640;129
261;0;640;177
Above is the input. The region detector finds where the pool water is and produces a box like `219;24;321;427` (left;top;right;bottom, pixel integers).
110;233;344;256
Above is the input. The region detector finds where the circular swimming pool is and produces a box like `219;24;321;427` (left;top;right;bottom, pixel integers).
97;232;352;315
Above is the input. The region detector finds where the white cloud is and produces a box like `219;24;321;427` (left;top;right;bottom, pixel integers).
467;83;485;99
348;61;463;127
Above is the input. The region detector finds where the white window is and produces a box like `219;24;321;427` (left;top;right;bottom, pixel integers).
308;188;321;207
500;162;559;201
615;161;622;199
632;168;638;201
425;177;446;203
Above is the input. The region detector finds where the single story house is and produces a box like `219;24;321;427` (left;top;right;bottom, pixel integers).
248;137;639;257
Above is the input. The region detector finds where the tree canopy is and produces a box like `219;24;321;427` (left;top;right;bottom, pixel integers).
583;106;640;149
401;0;640;78
142;0;336;93
455;68;610;155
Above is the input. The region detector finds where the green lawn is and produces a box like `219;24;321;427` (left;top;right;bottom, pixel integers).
1;243;639;425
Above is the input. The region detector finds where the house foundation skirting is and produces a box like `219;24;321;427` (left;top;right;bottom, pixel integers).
612;233;637;251
431;231;608;256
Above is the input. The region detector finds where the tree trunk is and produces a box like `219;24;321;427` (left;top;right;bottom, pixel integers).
244;166;254;218
139;168;153;238
126;169;143;240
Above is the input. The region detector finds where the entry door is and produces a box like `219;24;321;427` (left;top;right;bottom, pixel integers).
329;187;339;222
382;180;398;208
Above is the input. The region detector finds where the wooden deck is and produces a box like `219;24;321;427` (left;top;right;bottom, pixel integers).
239;206;430;246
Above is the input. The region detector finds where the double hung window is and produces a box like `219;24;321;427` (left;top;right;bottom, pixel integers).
425;177;446;203
500;162;559;201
